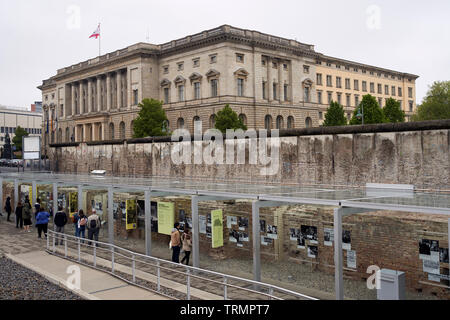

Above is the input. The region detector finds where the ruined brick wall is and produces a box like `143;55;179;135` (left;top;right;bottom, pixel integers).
48;128;450;189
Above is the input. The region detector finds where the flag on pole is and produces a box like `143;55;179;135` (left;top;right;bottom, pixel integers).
89;24;100;39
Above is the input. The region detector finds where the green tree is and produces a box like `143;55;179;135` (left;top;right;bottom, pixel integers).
132;98;169;138
12;126;29;152
412;81;450;121
383;98;405;123
214;104;247;133
349;94;385;125
323;101;347;126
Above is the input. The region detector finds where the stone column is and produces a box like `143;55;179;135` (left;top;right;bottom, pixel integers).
82;124;87;142
106;73;111;111
278;59;283;102
71;84;76;116
116;71;122;109
126;69;131;110
267;57;273;101
79;82;85;114
87;79;92;113
97;76;102;112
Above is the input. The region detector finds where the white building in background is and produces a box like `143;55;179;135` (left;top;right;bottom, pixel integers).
0;106;42;148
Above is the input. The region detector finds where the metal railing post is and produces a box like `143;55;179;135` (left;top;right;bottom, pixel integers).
93;244;97;267
111;246;115;273
64;235;67;257
132;254;136;283
52;232;56;253
187;268;191;300
223;277;228;300
157;261;160;292
268;287;274;300
46;231;49;250
78;238;81;262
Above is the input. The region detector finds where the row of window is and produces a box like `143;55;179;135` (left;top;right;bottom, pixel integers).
316;61;413;82
1;127;42;134
316;91;415;111
164;54;219;74
317;74;414;98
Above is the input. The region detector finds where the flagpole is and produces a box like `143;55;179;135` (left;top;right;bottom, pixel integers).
99;23;101;57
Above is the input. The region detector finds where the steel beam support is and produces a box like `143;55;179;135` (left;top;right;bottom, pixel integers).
14;179;18;209
191;195;199;268
334;207;344;300
252;200;261;282
53;183;58;231
145;190;151;256
32;181;37;224
108;187;114;245
77;185;83;213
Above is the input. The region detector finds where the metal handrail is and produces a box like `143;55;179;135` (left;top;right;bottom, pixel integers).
46;230;318;300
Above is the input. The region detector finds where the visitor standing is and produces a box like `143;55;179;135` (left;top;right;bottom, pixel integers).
36;207;50;239
5;196;12;222
77;210;87;241
54;206;68;245
15;201;23;229
181;228;192;265
87;209;101;247
171;222;181;263
22;198;32;232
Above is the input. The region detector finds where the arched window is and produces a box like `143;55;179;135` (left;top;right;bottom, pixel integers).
109;123;115;140
264;115;273;130
119;121;126;139
58;128;62;143
239;114;247;126
65;127;70;142
305;117;312;128
287;116;295;129
177;118;185;129
276;116;284;129
193;116;200;124
209;114;216;129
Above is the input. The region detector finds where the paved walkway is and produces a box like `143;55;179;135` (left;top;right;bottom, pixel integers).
0;218;167;300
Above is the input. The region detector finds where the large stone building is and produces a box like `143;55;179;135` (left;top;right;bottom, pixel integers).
39;25;418;152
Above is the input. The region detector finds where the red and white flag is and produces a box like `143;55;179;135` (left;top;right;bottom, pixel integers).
89;24;100;39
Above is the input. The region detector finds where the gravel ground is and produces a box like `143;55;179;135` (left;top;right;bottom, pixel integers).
0;255;84;300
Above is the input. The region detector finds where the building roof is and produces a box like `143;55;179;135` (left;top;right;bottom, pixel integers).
39;25;419;90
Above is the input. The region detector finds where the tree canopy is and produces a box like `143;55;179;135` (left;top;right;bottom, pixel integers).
349;94;385;125
323;101;347;126
12;126;29;152
132;98;169;138
412;81;450;121
383;97;405;123
214;104;247;133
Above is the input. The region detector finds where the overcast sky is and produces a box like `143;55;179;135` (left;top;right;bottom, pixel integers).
0;0;449;108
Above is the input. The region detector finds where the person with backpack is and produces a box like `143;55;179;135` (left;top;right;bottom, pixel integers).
36;206;50;239
5;196;12;222
22;198;32;233
87;209;101;247
15;201;23;229
72;210;80;237
77;210;87;241
34;198;41;219
181;228;192;265
54;206;68;245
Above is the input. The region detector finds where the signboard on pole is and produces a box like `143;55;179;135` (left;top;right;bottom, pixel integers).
157;202;174;235
22;136;41;160
211;209;224;248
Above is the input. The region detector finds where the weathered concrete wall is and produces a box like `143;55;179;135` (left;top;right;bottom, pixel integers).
49;128;450;189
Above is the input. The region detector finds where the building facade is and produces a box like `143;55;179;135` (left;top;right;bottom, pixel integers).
0;106;42;149
39;25;418;153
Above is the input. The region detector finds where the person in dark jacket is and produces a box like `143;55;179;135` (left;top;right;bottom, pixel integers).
15;201;23;229
36;207;50;239
54;206;68;245
5;196;12;222
22;198;32;232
